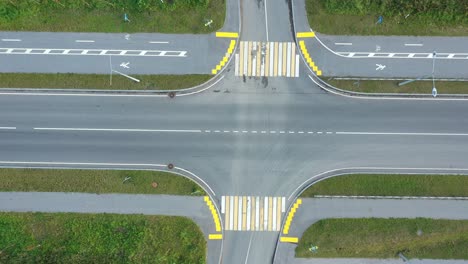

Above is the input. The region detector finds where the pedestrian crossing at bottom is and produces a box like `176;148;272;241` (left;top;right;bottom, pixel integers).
221;196;285;231
235;41;299;78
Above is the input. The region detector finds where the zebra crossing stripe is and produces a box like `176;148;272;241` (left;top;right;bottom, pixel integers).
286;43;291;77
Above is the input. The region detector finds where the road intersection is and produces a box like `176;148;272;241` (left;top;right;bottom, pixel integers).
0;0;468;263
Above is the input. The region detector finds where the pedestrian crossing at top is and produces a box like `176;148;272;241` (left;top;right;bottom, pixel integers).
221;196;285;232
235;41;299;78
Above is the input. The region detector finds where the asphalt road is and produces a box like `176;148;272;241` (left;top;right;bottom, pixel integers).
1;0;468;263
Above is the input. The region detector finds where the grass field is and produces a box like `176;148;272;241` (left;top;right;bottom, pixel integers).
0;0;224;33
0;168;205;195
0;212;205;263
0;73;212;90
305;0;468;36
325;79;468;94
300;174;468;197
296;218;468;259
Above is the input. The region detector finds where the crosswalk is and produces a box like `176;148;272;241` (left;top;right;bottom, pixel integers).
235;41;299;78
221;196;285;231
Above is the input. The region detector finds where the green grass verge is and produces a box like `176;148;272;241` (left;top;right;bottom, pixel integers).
300;174;468;197
0;212;205;263
325;79;468;94
305;0;468;36
296;218;468;259
0;0;224;33
0;73;212;90
0;168;205;195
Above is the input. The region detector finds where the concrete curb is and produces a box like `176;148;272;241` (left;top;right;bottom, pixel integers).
290;0;468;100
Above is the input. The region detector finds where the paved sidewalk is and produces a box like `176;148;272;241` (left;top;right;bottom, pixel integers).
275;198;468;264
0;192;221;264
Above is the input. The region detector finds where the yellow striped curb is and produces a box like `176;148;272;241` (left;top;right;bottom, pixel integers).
216;32;239;38
209;234;223;240
211;40;237;75
298;40;322;76
280;236;299;243
283;198;302;235
296;32;316;38
204;196;221;232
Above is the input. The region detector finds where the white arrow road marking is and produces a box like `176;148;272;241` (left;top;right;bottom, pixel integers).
375;64;386;70
120;62;130;68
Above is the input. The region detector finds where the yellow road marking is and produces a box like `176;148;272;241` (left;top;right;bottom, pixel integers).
282;43;287;76
268;197;273;231
216;32;239;38
251;196;256;231
233;195;238;230
239;42;244;76
259;198;264;231
242;196;247;230
247;42;252;77
256;42;262;77
209;234;223;240
265;43;270;76
273;42;279;77
280;236;298;243
296;32;315;38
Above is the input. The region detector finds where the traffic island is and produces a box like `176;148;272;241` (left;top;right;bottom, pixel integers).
0;168;205;195
0;73;212;91
296;218;468;259
0;212;206;263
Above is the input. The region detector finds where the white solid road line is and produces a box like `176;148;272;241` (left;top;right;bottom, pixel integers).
0;127;16;130
75;40;95;43
149;41;169;44
34;127;202;133
405;43;423;47
334;42;352;46
336;131;468;136
1;39;21;42
264;0;269;41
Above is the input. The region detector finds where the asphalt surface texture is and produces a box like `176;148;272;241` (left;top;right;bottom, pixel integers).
1;0;468;263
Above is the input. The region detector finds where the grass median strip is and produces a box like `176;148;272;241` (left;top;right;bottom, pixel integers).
0;0;224;33
325;79;468;94
0;212;205;263
0;73;211;90
305;0;468;36
300;174;468;197
0;168;205;195
296;218;468;259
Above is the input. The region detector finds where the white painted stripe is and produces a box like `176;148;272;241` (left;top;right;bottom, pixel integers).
99;50;107;55
281;197;286;212
388;53;395;57
295;54;300;77
263;197;269;230
1;39;21;42
238;196;243;230
75;40;95;43
229;196;234;230
252;42;257;77
223;130;230;133
347;53;355;57
214;130;220;133
243;41;248;75
139;51;147;56
307;131;314;134
33;127;202;133
336;131;468;136
246;196;251;231
221;196;226;214
252;131;257;133
334;42;352;46
288;131;295;134
149;41;169;44
25;49;32;54
233;130;239;133
286;42;291;77
368;53;375;57
405;43;423;47
272;197;277;231
298;131;304;134
5;49;13;54
279;131;285;134
269;42;274;77
408;53;415;58
270;131;276;134
447;54;455;58
255;197;260;230
264;0;269;41
278;43;283;76
317;132;323;134
235;53;239;76
0;127;16;130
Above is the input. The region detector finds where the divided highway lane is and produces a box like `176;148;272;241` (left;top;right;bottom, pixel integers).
0;32;231;74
